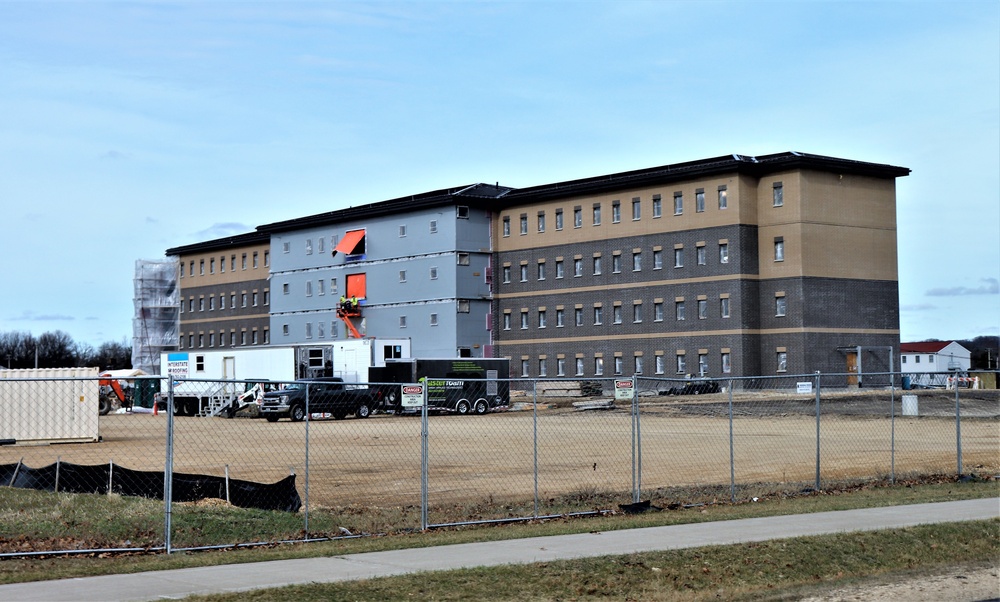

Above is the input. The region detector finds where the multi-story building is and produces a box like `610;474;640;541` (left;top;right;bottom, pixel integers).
491;152;910;379
166;231;272;350
257;184;511;358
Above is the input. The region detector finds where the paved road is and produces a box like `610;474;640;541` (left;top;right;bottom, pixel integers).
2;498;997;602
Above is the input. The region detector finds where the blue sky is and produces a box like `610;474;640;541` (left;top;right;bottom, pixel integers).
1;1;997;348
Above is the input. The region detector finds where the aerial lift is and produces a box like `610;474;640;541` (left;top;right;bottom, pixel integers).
336;296;364;338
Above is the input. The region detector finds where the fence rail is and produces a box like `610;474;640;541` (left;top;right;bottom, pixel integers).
0;371;996;556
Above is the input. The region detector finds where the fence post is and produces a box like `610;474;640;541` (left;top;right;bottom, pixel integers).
955;380;963;476
814;371;821;492
304;384;310;538
420;380;429;531
532;379;539;519
728;378;735;503
633;375;641;504
890;368;896;484
164;378;174;554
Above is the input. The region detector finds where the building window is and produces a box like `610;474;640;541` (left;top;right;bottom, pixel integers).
199;259;205;275
210;258;215;274
537;262;546;280
457;205;470;219
654;301;663;321
915;355;921;364
594;357;603;376
555;209;564;230
502;216;510;237
698;299;707;319
697;245;706;265
612;200;621;223
253;251;259;268
306;281;313;296
676;300;686;320
719;243;729;264
573;258;583;277
538;358;547;377
593;256;602;275
242;293;248;307
773;182;783;207
673;192;683;215
503;313;511;330
538;212;546;232
264;290;270;305
573;206;583;228
722;352;731;373
232;331;238;345
652;195;662;218
190;261;195;276
721;297;731;318
613;305;622;324
555;259;564;279
263;251;269;267
557;358;566;376
521;359;529;377
229;294;236;308
331;278;337;295
520;264;528;282
430;313;438;327
774;237;784;262
521;310;529;329
282;242;290;254
209;333;215;347
429;219;438;234
198;297;205;311
698;353;708;375
653;249;663;270
695;189;705;213
399;270;407;283
676;354;686;374
457;253;470;266
634;356;643;375
538;310;547;328
777;351;788;372
612;254;622;273
252;291;260;306
241;253;247;270
776;295;787;317
674;248;683;268
632;302;642;323
593;306;603;325
305;239;313;255
718;186;728;209
614;356;624;375
575;358;584;376
240;330;247;345
501;265;510;283
555;308;565;327
209;296;215;311
632;251;641;271
219;294;225;310
520;214;528;235
574;307;584;326
631;197;641;220
457;299;470;313
592;203;601;226
400;224;407;237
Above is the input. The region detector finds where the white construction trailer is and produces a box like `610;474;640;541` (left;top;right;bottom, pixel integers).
158;338;411;417
0;367;101;444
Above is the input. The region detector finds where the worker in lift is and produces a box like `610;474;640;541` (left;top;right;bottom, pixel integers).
340;295;351;312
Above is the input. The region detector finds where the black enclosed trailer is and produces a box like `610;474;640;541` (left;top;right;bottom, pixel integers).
368;357;510;415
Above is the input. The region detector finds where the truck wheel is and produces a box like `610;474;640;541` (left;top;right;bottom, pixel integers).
356;403;371;419
289;404;306;422
456;400;471;415
333;410;348;420
99;397;111;416
474;400;488;415
264;415;279;423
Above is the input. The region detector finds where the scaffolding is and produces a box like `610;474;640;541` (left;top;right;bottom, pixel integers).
132;259;180;375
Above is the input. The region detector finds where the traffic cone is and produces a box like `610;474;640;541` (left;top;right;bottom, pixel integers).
153;402;158;416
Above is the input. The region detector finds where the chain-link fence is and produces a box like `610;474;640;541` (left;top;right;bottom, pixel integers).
1;370;996;556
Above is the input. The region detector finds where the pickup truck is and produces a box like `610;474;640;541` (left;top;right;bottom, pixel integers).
259;377;374;422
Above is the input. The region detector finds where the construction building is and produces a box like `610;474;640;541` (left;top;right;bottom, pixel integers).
166;231;272;351
491;152;910;378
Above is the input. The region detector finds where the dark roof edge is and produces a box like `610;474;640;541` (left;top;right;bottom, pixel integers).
504;152;910;202
257;183;513;234
166;230;270;256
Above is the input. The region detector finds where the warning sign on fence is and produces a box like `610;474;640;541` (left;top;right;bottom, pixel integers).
614;379;634;400
401;383;424;407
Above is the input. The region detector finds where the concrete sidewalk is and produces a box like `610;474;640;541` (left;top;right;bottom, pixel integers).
2;498;997;602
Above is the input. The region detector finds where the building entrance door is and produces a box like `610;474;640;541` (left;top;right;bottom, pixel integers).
846;352;858;386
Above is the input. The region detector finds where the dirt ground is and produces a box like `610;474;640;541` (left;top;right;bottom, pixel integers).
2;389;997;513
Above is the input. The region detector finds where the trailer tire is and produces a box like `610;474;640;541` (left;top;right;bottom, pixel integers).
356;403;371;419
99;396;112;416
289;404;306;422
456;400;471;415
333;410;348;420
474;400;488;415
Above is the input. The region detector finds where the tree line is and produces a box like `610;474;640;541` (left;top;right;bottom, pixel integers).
0;330;132;371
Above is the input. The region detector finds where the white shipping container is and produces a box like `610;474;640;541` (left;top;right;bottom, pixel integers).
0;367;100;444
